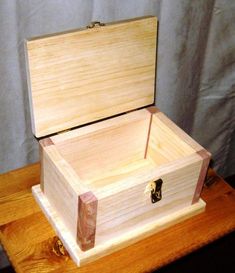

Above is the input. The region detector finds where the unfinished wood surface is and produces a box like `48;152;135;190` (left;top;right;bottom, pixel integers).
192;150;211;204
77;192;98;251
32;184;205;266
146;112;196;165
25;16;157;137
55;109;151;184
51;108;150;144
39;138;54;192
1;164;235;273
94;153;203;244
52;108;204;192
149;107;208;152
40;107;207;250
42;145;89;241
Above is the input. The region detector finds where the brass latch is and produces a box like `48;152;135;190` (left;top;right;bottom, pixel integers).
87;21;105;29
145;179;163;204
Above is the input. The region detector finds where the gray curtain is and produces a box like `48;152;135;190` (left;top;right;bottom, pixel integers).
0;0;234;177
0;0;235;268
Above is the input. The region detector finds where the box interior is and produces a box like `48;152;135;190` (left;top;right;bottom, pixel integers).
51;109;195;191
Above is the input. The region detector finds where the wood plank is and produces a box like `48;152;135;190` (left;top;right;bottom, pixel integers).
51;108;150;144
54;109;150;183
94;154;203;244
93;153;202;198
1;164;235;273
0;163;39;197
146;112;196;164
0;213;69;273
192;150;211;203
0;189;40;226
42;145;88;241
25;16;157;137
32;185;205;266
39;138;54;192
152;107;209;153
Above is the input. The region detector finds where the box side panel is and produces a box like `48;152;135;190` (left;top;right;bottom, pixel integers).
148;107;208;152
146;111;196;165
42;145;80;240
95;155;203;244
54;109;151;186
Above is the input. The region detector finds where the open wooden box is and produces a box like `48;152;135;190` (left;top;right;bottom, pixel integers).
25;16;211;266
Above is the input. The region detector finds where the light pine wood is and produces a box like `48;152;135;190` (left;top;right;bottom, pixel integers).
25;16;157;137
39;137;54;192
149;107;208;153
192;150;211;203
146;114;196;164
38;107;210;257
51;107;151;144
1;165;235;273
54;109;151;183
32;184;205;266
94;154;203;245
25;14;211;263
41;144;88;241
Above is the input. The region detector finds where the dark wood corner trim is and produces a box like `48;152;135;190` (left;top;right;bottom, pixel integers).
146;106;160;114
77;191;98;251
39;138;54;147
192;150;211;204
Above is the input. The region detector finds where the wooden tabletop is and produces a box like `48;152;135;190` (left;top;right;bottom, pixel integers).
0;164;235;273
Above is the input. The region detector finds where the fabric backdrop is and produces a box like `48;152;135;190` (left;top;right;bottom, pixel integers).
0;0;234;177
0;0;235;268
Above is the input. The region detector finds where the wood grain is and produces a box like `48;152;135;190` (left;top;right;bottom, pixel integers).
192;150;211;203
32;184;205;266
94;154;203;246
77;192;98;251
153;108;208;152
41;145;89;242
39;138;54;192
146;111;196;165
39;107;208;255
0;164;235;273
25;16;157;137
54;109;151;184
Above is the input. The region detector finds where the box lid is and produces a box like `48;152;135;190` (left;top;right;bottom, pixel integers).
25;16;157;138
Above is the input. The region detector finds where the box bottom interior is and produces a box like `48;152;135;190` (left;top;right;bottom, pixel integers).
50;108;196;191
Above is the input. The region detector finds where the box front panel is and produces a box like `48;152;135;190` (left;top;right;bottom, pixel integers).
95;156;202;245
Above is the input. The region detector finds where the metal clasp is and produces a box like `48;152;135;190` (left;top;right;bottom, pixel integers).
87;21;105;29
145;179;163;204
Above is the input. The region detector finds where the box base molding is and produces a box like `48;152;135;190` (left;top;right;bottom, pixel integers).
32;185;206;267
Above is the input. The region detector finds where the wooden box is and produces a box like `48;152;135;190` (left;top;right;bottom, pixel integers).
25;16;211;266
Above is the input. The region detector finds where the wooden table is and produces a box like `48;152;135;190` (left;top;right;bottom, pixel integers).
0;164;235;273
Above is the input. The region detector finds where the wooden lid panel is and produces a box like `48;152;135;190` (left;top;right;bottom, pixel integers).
26;17;157;137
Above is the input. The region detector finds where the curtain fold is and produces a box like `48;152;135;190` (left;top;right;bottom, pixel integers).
0;0;234;178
